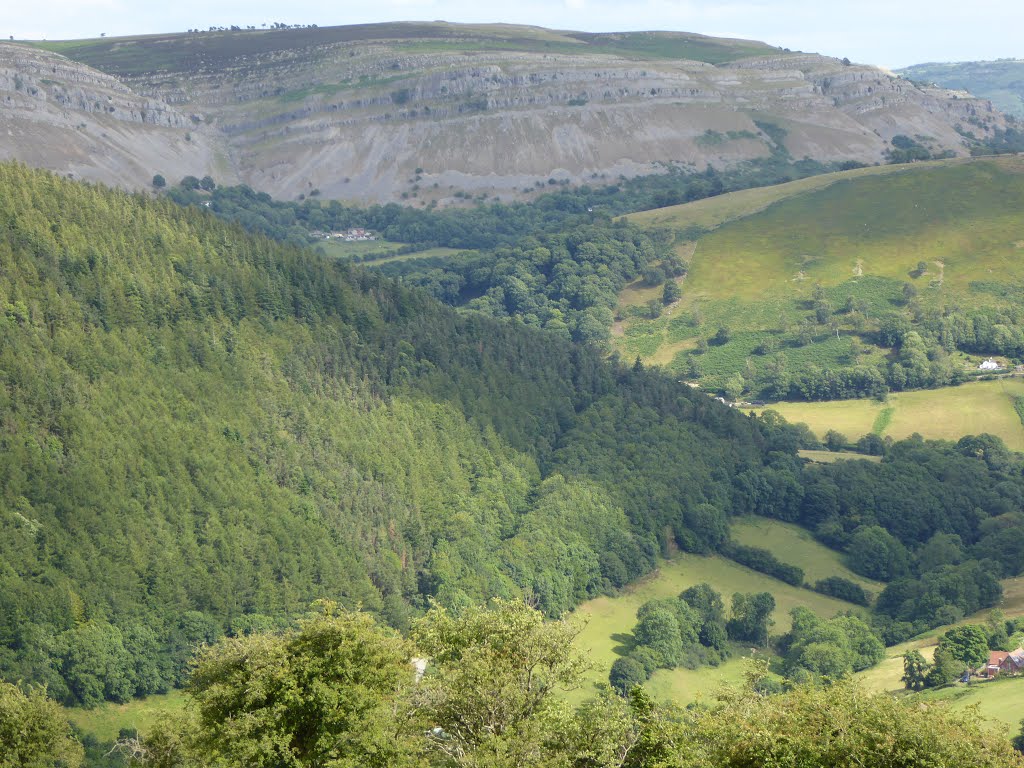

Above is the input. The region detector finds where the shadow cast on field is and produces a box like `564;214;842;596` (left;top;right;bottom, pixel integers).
611;633;636;657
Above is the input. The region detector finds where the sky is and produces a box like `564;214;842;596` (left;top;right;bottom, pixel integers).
3;0;1022;70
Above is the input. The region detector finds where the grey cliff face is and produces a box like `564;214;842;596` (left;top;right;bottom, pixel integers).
0;28;1007;202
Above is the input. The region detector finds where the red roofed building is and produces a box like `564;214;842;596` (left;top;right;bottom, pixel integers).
986;648;1024;677
986;650;1008;677
1001;648;1024;675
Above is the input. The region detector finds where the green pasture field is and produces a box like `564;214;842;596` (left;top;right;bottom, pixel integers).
754;378;1024;450
683;157;1024;301
569;551;861;704
63;577;1024;739
858;644;1024;736
316;240;473;265
729;517;884;592
360;246;474;265
316;239;399;260
67;688;188;743
914;677;1024;732
626;162;921;234
617;157;1024;385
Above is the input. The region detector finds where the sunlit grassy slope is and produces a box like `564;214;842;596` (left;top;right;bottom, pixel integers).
66;560;1024;739
730;517;883;592
626;162;920;234
570;547;861;704
618;156;1024;388
67;689;188;742
67;550;1024;742
316;240;473;265
570;517;1024;725
753;378;1024;450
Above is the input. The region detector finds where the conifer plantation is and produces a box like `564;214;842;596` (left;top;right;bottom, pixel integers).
0;163;772;705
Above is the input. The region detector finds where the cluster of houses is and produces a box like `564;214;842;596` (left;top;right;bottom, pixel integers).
309;228;377;242
978;358;1003;371
984;648;1024;677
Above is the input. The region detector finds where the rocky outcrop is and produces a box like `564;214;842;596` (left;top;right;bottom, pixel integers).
1;44;192;128
0;44;225;190
0;26;1009;202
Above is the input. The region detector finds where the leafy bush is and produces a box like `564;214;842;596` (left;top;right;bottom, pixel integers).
609;656;647;695
813;576;871;606
724;543;805;586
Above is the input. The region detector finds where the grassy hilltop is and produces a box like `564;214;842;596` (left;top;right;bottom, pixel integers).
33;23;779;76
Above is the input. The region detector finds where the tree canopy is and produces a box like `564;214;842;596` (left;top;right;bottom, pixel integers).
0;681;83;768
125;605;1024;768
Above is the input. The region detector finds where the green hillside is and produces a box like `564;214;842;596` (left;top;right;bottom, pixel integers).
854;576;1024;737
626;162;915;234
620;156;1024;402
571;551;861;703
755;378;1024;451
0;162;803;707
4;162;1024;729
729;517;883;592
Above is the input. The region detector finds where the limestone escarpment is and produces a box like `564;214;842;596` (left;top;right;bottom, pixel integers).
0;24;1008;202
0;43;223;190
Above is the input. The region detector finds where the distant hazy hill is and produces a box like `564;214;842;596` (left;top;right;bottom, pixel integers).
0;22;1007;202
897;59;1024;117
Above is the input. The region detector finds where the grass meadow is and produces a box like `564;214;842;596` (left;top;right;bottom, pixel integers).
753;378;1024;450
316;240;473;264
569;545;862;704
797;448;883;464
570;524;1024;737
64;559;1024;740
854;576;1024;736
67;689;188;742
626;162;920;234
729;517;883;593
